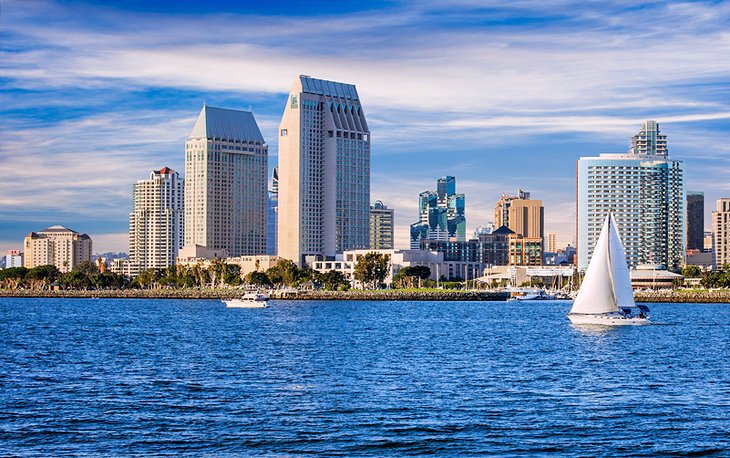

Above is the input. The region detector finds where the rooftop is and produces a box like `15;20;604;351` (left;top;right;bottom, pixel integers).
300;75;359;100
189;105;265;144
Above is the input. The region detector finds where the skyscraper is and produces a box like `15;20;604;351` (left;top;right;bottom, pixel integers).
410;176;466;249
129;167;184;273
24;225;92;272
267;167;279;256
278;75;370;265
494;190;543;239
577;120;685;271
686;191;704;251
184;105;268;256
712;199;730;269
370;200;394;249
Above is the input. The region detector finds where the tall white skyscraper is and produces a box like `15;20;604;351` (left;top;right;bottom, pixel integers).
184;106;268;256
278;75;370;265
577;121;685;271
129;167;184;273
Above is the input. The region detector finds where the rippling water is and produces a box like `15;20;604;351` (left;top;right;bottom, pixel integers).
1;298;729;456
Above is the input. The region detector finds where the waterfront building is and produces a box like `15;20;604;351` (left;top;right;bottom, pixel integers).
420;225;542;268
23;225;92;272
184;105;268;257
410;176;466;249
712;198;730;270
686;191;704;251
370;200;394;250
311;249;446;286
546;232;557;253
129;167;184;275
278;75;370;266
577;120;685;271
267;167;278;256
5;250;23;268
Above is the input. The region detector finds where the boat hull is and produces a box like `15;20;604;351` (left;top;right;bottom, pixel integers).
223;300;268;308
567;313;650;326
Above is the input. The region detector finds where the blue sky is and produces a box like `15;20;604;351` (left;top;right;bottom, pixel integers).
2;0;729;253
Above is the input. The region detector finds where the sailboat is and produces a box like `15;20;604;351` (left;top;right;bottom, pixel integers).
568;214;650;325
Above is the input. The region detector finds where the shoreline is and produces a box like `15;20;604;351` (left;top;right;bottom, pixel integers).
1;289;730;303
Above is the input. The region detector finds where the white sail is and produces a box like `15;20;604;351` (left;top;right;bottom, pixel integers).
607;214;636;308
570;214;620;315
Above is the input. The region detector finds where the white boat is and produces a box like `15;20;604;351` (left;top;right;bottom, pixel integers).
506;287;554;301
568;214;650;326
223;291;269;308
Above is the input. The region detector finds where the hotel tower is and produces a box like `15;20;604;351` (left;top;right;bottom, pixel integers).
129;167;184;273
278;75;371;265
577;121;685;271
184;106;268;256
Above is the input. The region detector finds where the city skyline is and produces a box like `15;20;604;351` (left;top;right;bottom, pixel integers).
2;1;730;253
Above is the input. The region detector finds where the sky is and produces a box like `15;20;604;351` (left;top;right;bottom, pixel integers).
1;0;730;253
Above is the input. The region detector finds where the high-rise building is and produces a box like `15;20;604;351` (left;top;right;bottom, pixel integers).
278;75;370;265
686;191;704;251
129;167;184;274
630;120;668;158
712;199;730;270
184;105;268;256
577;120;685;271
370;200;394;249
5;250;23;268
546;232;557;252
410;176;466;248
23;225;92;272
494;190;543;235
267;167;279;256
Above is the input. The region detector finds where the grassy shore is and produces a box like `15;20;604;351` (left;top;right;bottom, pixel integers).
1;288;730;302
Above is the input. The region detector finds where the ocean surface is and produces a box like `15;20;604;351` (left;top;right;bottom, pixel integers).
1;298;728;456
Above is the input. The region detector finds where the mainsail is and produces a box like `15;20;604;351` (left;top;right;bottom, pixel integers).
570;214;634;315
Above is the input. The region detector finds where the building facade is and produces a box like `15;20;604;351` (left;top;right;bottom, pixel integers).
184;105;268;257
712;199;730;270
546;232;557;253
23;225;92;272
420;225;542;268
370;200;394;249
5;250;23;268
128;167;184;274
577;121;685;271
686;191;704;251
410;176;466;248
278;75;371;265
267;167;279;256
494;190;543;239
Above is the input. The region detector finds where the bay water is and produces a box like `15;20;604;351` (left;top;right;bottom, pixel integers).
1;298;728;455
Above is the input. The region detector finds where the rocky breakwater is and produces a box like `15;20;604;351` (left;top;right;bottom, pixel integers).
289;290;511;301
635;289;730;303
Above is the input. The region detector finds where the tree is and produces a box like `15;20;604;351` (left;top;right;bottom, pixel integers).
244;271;272;287
318;270;349;291
682;265;702;278
353;252;390;289
0;267;28;289
266;259;301;287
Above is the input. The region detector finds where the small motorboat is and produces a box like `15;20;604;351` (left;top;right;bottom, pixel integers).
223;291;269;308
